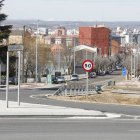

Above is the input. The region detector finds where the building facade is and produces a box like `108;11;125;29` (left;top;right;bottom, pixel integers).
79;26;111;56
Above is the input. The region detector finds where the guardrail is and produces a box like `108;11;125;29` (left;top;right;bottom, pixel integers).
54;76;123;96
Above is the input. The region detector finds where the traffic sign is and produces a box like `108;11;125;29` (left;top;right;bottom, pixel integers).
82;60;94;72
122;67;127;76
8;45;23;52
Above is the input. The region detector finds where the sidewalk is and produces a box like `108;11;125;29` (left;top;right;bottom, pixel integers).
1;80;137;118
0;100;119;118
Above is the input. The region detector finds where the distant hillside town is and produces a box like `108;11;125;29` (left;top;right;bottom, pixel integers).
8;22;140;57
1;20;140;81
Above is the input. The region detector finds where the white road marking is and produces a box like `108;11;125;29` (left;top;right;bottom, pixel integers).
129;130;140;132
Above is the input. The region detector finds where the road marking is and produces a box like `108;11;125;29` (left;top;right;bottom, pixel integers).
129;130;140;132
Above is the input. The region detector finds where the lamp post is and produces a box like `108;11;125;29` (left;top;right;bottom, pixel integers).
58;45;60;71
35;21;39;83
73;37;76;74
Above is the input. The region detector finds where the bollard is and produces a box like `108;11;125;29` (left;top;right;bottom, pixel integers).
95;85;102;94
65;89;67;96
108;81;112;86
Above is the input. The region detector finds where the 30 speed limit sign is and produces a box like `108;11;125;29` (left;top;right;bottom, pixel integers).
82;60;94;72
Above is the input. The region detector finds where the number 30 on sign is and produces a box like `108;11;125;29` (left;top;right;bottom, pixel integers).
82;60;94;72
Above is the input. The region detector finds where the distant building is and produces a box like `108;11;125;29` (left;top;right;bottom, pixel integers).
79;26;111;56
111;40;120;56
8;29;23;44
55;26;67;36
133;34;140;44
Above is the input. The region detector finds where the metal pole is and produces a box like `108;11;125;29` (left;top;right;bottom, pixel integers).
15;52;18;84
18;51;21;106
35;35;38;83
86;71;88;94
86;50;88;94
73;37;75;74
134;54;136;77
58;45;60;71
6;51;9;108
35;22;38;83
22;25;26;83
137;51;139;77
131;50;133;79
0;62;1;85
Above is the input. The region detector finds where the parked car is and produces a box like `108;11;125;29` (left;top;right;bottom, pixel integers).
53;76;65;84
116;65;122;70
89;72;96;78
98;71;106;76
1;77;6;85
131;74;135;78
1;76;17;85
105;70;113;75
71;74;79;81
51;75;56;84
9;77;18;85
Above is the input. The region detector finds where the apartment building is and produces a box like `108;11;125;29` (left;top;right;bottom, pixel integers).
79;25;111;56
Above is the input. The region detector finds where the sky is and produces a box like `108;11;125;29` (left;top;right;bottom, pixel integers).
2;0;140;21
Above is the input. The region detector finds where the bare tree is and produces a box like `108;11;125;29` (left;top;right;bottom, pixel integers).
23;30;52;79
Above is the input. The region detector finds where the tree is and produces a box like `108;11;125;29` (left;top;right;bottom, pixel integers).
0;0;12;76
0;0;12;43
63;46;73;74
23;29;52;79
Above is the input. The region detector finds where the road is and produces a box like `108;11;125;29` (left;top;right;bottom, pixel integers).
0;118;140;140
0;87;140;117
0;72;140;116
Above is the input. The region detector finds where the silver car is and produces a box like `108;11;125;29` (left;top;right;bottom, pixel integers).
71;74;79;81
54;76;65;84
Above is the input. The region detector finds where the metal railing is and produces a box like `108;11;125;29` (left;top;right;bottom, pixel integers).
54;76;123;96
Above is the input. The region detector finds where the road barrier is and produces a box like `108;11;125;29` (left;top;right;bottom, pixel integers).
54;76;123;96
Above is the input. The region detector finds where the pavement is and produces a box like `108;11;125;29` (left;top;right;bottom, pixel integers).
0;100;121;118
0;79;139;118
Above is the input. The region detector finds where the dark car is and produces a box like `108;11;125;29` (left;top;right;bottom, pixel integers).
51;75;56;84
98;71;106;76
1;76;17;85
106;70;113;75
9;77;17;85
89;72;96;78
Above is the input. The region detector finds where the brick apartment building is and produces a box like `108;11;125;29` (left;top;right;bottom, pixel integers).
111;39;120;56
79;26;111;56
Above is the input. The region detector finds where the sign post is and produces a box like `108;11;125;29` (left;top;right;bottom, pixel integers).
122;67;127;76
122;67;127;80
82;60;94;94
6;45;23;108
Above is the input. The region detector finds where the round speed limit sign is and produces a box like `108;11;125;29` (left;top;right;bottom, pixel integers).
82;60;94;72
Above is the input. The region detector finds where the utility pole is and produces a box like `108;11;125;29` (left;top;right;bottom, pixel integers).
21;25;26;83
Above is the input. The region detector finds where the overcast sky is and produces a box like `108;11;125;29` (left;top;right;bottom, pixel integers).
2;0;140;21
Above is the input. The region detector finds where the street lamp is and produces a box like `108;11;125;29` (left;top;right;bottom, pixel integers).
73;37;76;74
35;20;39;83
58;45;61;71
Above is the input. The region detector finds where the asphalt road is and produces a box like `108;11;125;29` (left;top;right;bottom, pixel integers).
0;72;140;116
0;87;140;116
0;118;140;140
